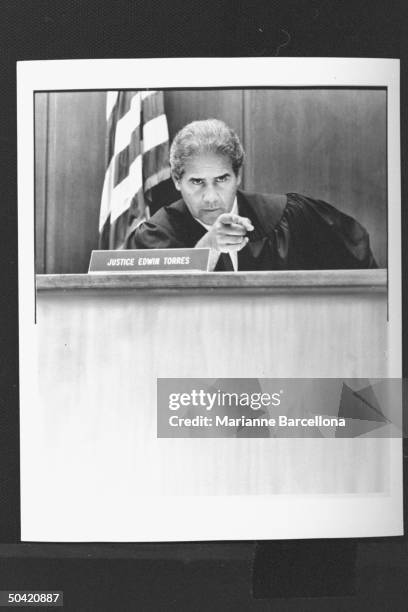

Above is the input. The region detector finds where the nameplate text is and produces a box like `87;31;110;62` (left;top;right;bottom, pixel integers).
88;248;210;273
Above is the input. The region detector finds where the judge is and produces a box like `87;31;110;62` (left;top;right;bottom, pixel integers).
127;119;377;271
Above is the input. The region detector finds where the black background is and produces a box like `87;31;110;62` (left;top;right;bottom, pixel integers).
0;1;407;610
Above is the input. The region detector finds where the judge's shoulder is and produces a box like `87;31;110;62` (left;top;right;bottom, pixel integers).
237;189;288;228
239;190;288;211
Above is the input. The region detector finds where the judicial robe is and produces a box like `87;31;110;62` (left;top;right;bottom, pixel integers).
127;190;377;270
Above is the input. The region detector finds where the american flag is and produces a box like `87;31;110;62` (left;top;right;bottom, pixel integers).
98;90;171;249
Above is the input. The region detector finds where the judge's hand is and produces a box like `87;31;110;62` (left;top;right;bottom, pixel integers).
195;213;254;253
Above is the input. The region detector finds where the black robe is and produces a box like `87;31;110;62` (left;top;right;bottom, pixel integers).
126;190;377;270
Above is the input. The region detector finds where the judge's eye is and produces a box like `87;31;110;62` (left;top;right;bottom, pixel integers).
190;178;204;186
216;175;229;183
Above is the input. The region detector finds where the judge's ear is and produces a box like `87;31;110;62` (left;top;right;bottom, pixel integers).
236;167;242;187
172;172;181;192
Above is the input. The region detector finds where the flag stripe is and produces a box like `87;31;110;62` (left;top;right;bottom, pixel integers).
144;166;171;194
113;138;170;192
114;94;141;155
116;91;137;122
114;128;142;187
143;114;169;153
99;90;170;249
109;194;147;249
99;213;112;249
106;93;136;166
114;126;169;189
99;157;115;231
110;154;143;222
141;90;155;100
142;91;164;124
106;91;119;120
106;107;119;166
143;142;171;185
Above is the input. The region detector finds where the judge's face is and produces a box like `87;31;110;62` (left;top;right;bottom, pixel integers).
173;153;241;226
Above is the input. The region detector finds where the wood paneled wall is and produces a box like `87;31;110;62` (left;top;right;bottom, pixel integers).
243;89;386;266
35;92;107;274
35;89;387;273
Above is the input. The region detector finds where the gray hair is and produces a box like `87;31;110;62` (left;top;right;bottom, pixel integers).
169;119;245;180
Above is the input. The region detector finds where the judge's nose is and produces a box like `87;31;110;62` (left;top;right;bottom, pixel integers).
202;185;220;207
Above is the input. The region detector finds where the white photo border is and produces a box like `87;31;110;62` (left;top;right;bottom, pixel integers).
17;58;402;541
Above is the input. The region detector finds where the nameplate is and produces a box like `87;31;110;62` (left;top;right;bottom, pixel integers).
88;248;210;273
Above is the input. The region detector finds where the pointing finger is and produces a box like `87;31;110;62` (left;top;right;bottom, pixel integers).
219;213;254;231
